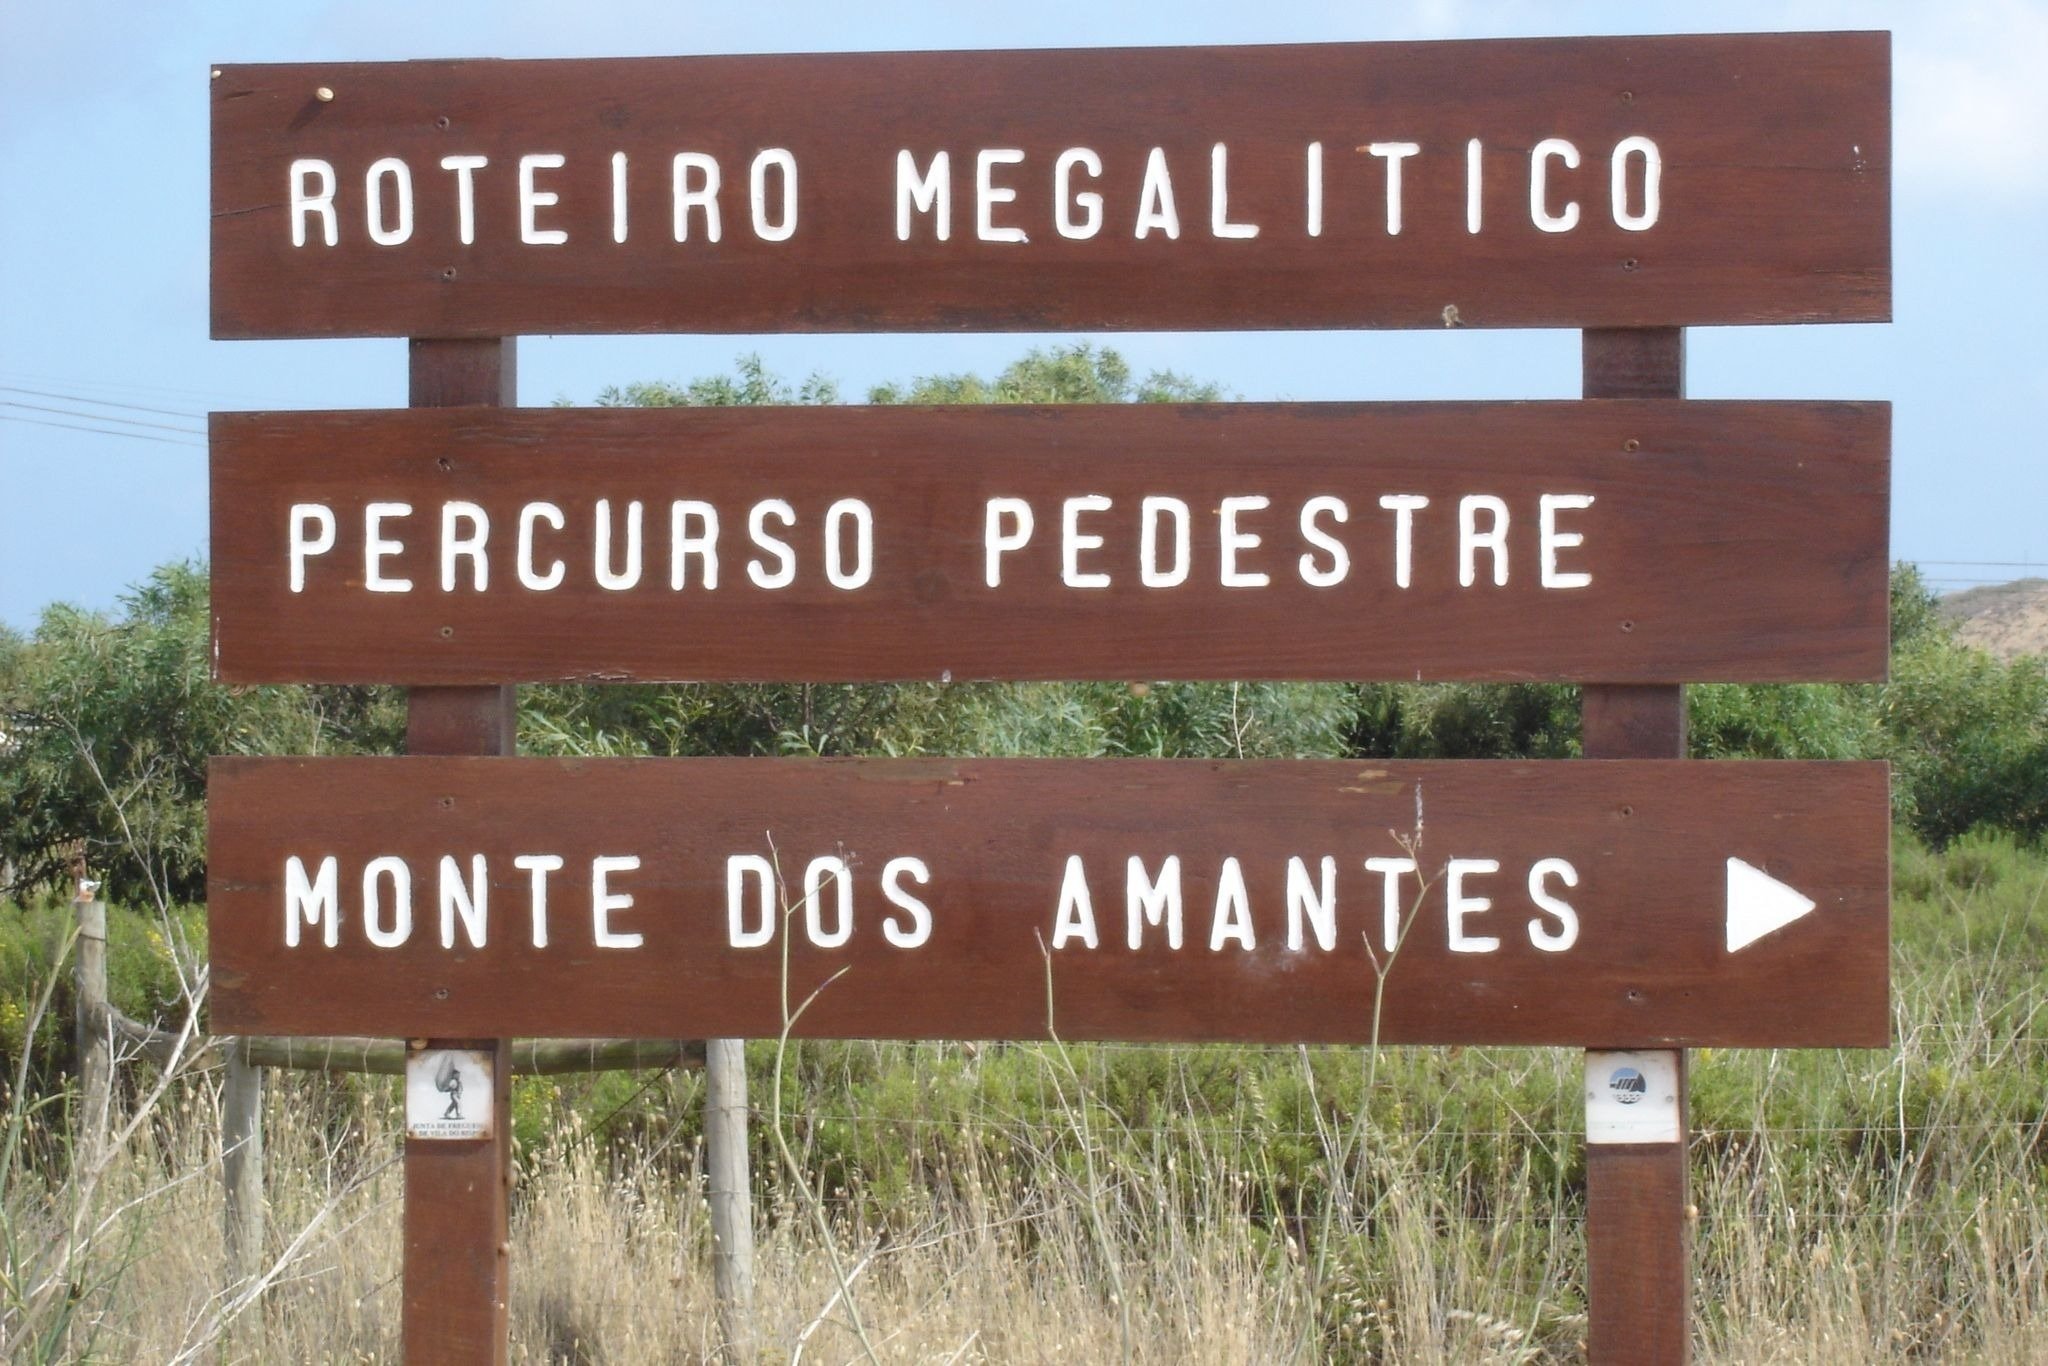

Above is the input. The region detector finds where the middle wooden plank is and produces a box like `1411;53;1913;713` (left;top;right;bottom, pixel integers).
210;400;1888;684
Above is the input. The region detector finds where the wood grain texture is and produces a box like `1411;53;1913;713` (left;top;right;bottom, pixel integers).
208;400;1889;685
402;337;513;1366
1582;326;1690;1365
1587;1072;1693;1363
402;1036;511;1365
210;34;1890;338
206;756;1891;1048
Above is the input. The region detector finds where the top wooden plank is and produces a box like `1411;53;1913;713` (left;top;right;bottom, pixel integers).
211;33;1890;338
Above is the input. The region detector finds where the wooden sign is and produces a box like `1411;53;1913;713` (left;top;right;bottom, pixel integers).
207;756;1890;1048
210;33;1889;339
209;400;1889;685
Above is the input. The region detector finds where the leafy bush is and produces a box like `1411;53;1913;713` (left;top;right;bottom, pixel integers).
0;893;203;1079
0;563;402;901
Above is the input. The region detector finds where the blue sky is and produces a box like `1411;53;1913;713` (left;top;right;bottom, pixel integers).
3;0;2044;628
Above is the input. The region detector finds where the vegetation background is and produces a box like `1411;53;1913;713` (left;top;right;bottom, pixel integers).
1;348;2043;1360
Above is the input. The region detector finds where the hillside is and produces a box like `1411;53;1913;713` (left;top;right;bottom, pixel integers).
1940;577;2048;660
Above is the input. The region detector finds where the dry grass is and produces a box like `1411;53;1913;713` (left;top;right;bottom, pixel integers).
4;1031;2042;1364
4;837;2046;1362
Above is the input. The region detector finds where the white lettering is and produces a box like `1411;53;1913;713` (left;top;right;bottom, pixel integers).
1379;494;1428;589
1134;147;1180;239
1055;148;1103;240
984;497;1033;588
1305;141;1323;237
747;499;797;589
1299;495;1349;587
1540;493;1595;589
803;855;853;948
1063;495;1113;589
1447;858;1501;953
514;853;563;949
289;159;337;247
440;155;487;246
284;855;338;948
1051;854;1098;949
1459;494;1510;588
363;855;413;949
823;498;874;590
1140;495;1191;589
1610;136;1661;231
440;501;488;592
518;503;567;591
880;856;933;949
594;498;644;591
1126;855;1184;950
976;148;1027;243
672;152;723;242
1219;495;1270;588
288;503;335;593
750;148;797;241
727;854;775;948
592;855;642;948
1530;138;1580;233
670;500;719;590
895;150;950;241
1465;139;1483;234
1210;143;1258;239
519;153;569;245
365;157;414;246
1286;855;1336;952
1367;141;1420;235
1528;857;1581;952
1209;857;1256;950
364;502;413;594
1364;855;1418;953
438;853;487;949
611;151;629;243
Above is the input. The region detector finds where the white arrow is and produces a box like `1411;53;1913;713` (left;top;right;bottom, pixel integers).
1725;857;1816;953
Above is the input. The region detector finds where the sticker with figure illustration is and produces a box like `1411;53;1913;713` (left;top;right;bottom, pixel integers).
405;1048;494;1141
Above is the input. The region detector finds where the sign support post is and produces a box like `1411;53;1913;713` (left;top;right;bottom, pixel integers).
1582;327;1691;1364
400;339;517;1366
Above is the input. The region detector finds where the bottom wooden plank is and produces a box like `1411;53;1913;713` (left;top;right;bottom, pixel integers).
207;757;1889;1047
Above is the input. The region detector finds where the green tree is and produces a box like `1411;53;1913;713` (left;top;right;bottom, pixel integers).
0;562;401;901
527;347;1345;766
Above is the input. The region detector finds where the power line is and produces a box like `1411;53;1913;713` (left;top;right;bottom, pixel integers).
0;400;204;438
1916;561;2048;570
0;412;202;448
0;366;267;406
0;384;205;422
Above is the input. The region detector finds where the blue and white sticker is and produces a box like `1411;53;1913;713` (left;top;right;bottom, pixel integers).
1584;1050;1681;1144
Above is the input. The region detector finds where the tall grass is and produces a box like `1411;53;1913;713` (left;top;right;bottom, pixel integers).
3;830;2044;1361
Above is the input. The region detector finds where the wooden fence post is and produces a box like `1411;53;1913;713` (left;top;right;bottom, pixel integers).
72;883;110;1161
1582;327;1691;1365
402;338;518;1365
703;1039;755;1358
222;1038;266;1283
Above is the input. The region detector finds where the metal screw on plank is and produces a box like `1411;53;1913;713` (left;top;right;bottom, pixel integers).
315;86;334;102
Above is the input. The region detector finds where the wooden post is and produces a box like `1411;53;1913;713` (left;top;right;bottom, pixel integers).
703;1039;755;1358
403;338;517;1365
222;1038;266;1282
72;884;110;1161
1582;327;1691;1364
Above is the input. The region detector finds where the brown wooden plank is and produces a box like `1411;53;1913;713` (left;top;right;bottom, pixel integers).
1587;1084;1693;1363
402;338;514;1366
208;400;1889;685
1582;326;1690;1364
206;756;1890;1048
210;33;1890;339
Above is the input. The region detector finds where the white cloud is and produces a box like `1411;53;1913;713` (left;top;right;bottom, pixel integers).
1892;0;2048;198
